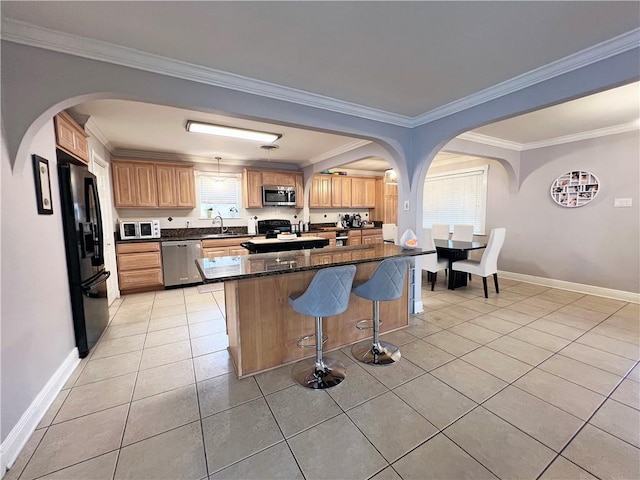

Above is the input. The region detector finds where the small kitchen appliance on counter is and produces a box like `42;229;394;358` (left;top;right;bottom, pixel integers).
119;220;161;240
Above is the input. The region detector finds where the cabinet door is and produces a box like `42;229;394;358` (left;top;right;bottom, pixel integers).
384;195;398;224
73;133;89;164
156;165;176;207
203;247;230;259
112;162;137;207
118;251;162;271
229;246;249;256
244;170;263;208
309;176;322;208
119;268;163;290
135;164;158;207
263;171;295;187
331;177;342;207
295;174;304;209
175;166;195;207
340;177;352;208
364;178;377;207
351;178;365;207
319;176;332;207
54;115;76;153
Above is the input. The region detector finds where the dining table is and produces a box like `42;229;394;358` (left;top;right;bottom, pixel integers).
434;239;487;289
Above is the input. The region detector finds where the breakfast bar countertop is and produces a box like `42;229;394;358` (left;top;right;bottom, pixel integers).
195;243;434;284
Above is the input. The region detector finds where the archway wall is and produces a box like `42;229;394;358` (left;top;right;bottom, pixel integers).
2;41;413;175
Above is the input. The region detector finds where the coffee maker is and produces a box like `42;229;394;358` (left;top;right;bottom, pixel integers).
351;214;362;228
342;214;351;228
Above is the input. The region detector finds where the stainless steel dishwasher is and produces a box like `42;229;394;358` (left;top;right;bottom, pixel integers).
161;240;203;287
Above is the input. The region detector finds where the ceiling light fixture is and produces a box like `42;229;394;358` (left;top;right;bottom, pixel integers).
260;144;279;162
384;169;398;185
186;121;282;143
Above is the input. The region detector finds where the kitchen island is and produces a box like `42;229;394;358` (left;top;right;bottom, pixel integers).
196;243;433;377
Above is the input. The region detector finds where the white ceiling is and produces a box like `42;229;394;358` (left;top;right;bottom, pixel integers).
2;2;639;171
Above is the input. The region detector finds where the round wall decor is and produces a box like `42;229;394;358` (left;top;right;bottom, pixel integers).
550;170;599;208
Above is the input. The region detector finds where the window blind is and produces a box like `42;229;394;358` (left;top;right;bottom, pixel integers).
423;165;488;235
197;173;240;218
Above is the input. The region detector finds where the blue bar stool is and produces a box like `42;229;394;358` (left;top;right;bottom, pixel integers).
289;265;357;389
351;257;410;365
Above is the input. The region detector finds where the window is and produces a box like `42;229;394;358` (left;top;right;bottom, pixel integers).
422;165;488;235
197;173;241;218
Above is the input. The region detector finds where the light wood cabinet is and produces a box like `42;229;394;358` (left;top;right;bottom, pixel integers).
243;169;264;208
310;175;377;209
242;169;304;209
116;242;163;294
372;178;398;224
331;176;352;208
303;231;336;248
54;111;89;165
112;160;195;209
309;176;332;208
346;230;362;246
295;174;304;209
201;237;251;259
262;171;296;187
361;228;384;245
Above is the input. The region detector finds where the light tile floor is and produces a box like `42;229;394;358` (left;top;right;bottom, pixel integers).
7;278;640;480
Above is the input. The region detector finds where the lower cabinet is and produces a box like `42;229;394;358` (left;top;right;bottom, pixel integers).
346;228;383;246
201;237;251;259
116;242;163;294
304;231;336;248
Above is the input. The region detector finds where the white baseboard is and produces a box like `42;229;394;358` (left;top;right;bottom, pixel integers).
1;348;80;477
499;270;640;304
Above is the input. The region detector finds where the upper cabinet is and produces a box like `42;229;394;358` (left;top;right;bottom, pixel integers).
54;112;89;165
371;178;398;224
242;168;304;209
310;175;376;209
112;159;195;209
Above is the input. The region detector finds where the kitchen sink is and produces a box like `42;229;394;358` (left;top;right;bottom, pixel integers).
201;233;240;239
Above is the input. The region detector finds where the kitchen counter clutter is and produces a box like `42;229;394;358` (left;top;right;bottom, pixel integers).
196;243;433;377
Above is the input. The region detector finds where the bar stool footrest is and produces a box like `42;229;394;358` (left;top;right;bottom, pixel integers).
356;319;382;330
351;340;401;365
296;333;328;349
292;357;346;389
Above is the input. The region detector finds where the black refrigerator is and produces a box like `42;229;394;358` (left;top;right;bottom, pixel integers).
58;162;111;358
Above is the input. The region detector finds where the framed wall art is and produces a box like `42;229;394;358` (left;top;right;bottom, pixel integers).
32;154;54;215
550;170;599;208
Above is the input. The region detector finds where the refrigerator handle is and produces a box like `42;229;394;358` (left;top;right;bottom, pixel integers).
81;270;111;291
85;177;105;266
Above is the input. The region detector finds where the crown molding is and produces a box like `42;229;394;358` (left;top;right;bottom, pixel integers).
307;139;372;164
2;18;637;132
458;121;639;152
456;132;523;151
1;18;413;127
412;28;640;127
84;117;113;152
520;122;639;150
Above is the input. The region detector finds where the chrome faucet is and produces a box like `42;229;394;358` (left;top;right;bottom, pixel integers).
212;215;228;233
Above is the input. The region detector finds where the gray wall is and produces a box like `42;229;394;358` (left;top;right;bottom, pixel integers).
1;121;76;441
434;131;639;293
506;131;639;292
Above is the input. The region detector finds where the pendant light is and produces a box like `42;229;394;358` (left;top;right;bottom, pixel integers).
260;144;279;162
214;157;225;183
383;168;398;185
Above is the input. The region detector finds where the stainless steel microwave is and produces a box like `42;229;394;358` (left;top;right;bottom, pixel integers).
262;185;296;206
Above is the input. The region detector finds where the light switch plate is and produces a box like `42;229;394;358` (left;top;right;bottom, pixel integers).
614;198;633;207
403;201;410;211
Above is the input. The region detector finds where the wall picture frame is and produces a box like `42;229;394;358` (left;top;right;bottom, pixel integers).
32;154;54;215
550;170;600;208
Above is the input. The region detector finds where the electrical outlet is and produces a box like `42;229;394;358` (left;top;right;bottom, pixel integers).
403;201;410;211
614;198;632;207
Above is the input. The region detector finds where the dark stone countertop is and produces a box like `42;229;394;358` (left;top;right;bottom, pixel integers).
195;243;434;284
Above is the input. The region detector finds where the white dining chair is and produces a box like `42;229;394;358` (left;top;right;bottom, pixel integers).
431;224;450;240
422;229;449;291
452;224;474;242
382;223;398;244
452;228;506;298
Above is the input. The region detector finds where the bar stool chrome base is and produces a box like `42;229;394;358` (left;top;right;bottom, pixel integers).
351;340;401;365
292;357;346;389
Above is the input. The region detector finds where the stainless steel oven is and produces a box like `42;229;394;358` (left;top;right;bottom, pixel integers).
262;186;296;206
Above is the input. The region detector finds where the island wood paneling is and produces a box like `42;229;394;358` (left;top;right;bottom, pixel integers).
225;260;409;377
